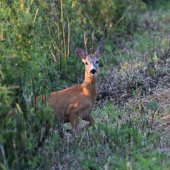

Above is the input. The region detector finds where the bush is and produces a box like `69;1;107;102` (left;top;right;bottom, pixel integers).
0;0;148;168
68;0;146;38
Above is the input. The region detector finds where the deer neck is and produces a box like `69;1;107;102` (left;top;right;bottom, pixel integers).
83;71;98;101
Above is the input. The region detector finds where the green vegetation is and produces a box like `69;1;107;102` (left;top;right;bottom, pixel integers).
1;0;170;169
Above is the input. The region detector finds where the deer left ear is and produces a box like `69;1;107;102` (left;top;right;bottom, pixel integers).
76;47;86;60
96;44;104;59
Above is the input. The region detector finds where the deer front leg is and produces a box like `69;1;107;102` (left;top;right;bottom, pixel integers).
82;114;95;131
69;114;80;137
87;115;95;127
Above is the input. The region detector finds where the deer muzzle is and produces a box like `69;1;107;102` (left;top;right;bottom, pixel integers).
90;69;97;74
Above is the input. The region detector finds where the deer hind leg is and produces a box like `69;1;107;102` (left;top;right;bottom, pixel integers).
56;113;65;138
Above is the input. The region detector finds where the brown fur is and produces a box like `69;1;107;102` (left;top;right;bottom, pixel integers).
36;44;104;134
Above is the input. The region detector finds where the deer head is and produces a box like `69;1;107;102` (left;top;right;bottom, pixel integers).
76;32;104;79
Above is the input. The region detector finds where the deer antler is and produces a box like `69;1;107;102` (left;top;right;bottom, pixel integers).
84;32;89;55
92;31;95;54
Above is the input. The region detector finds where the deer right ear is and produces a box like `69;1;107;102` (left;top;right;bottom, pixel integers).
76;47;86;60
96;44;104;59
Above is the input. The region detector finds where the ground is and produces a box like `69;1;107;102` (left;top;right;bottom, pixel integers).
50;6;170;170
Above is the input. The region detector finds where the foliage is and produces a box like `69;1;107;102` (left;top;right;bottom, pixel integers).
0;0;58;168
143;0;170;8
0;0;170;169
69;0;146;37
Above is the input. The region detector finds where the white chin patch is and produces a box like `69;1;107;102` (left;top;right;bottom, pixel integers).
90;72;97;76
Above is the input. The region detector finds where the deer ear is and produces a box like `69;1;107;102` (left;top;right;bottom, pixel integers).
76;47;86;60
96;44;104;59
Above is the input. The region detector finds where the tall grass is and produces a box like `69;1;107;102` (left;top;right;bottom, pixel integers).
1;0;170;169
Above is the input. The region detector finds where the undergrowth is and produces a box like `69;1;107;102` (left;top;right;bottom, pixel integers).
50;4;170;170
1;0;170;169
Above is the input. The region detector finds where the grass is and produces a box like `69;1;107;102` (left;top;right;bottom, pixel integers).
1;2;170;169
47;5;170;170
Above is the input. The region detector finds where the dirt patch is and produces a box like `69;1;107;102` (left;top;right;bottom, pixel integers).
96;49;170;134
97;49;170;104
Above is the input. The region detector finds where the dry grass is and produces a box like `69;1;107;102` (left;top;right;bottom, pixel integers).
96;7;170;135
49;7;170;170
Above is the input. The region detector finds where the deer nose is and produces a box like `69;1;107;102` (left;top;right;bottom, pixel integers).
90;69;97;74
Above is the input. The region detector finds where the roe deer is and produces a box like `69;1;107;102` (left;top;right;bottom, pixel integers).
36;33;104;135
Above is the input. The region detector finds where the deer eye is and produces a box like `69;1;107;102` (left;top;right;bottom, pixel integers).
85;62;88;65
96;61;98;64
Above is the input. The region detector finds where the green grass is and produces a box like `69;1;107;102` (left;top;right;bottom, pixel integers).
50;102;170;169
48;5;170;170
1;1;170;169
